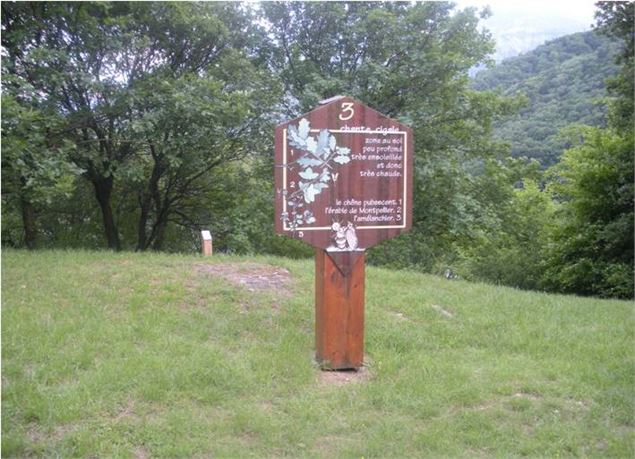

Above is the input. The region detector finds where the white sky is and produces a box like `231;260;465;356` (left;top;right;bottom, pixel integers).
455;0;599;60
456;0;598;29
457;0;597;23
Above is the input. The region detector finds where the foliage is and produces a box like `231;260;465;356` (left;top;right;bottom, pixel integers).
594;1;634;131
1;90;81;248
263;2;523;272
1;1;631;299
264;2;495;115
461;4;634;299
455;168;553;291
3;2;135;249
535;2;634;299
542;126;634;298
472;31;621;167
1;1;279;251
1;1;520;267
125;65;279;251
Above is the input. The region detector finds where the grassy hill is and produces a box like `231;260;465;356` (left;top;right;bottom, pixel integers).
473;31;620;167
2;250;633;457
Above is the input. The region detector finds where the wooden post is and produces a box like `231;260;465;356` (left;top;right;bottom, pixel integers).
201;230;213;256
315;249;365;370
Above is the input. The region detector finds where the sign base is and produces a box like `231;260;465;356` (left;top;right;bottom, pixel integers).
315;249;365;370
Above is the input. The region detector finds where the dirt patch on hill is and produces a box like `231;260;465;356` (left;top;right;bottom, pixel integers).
194;262;292;294
318;366;373;387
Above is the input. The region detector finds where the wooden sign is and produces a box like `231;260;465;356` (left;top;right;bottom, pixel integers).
274;96;413;369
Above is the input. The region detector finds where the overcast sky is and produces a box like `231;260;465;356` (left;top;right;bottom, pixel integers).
456;0;597;27
456;0;599;61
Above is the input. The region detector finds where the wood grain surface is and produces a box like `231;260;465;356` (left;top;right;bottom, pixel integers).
315;248;365;370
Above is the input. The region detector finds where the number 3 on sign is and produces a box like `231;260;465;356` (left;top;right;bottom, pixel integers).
339;102;354;121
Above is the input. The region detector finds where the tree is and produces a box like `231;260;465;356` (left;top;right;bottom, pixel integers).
543;127;633;297
2;2;134;249
1;88;80;249
2;2;279;250
262;1;520;271
594;1;634;131
538;2;634;298
458;177;554;290
128;67;278;251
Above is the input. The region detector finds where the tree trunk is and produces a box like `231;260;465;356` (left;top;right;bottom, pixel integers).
92;176;120;251
151;216;168;251
19;178;38;250
136;195;151;251
137;153;164;251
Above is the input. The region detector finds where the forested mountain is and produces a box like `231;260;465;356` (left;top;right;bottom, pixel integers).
473;31;620;166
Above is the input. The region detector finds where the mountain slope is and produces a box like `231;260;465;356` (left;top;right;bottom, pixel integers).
473;31;620;166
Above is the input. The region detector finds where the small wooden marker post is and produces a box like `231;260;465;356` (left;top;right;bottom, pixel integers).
274;96;413;370
200;230;213;256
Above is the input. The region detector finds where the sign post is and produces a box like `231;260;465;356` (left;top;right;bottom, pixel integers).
200;230;213;256
274;96;413;369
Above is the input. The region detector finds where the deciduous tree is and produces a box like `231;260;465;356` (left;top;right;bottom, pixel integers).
262;1;519;270
2;2;279;250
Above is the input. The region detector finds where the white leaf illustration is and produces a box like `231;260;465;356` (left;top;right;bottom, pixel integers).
297;156;322;167
298;118;310;140
299;167;319;180
306;137;317;154
299;182;316;203
316;130;330;156
287;124;305;149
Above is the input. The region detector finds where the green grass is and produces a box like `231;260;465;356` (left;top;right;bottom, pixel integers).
2;249;634;458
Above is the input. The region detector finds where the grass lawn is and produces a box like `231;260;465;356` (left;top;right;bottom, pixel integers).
2;249;634;457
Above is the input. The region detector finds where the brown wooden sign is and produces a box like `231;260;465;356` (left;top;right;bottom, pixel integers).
274;96;413;369
275;96;413;261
